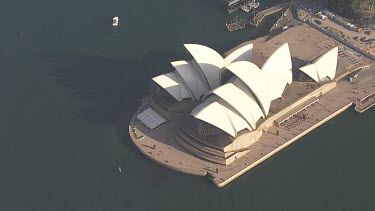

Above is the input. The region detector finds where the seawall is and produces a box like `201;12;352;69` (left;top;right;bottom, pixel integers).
215;102;353;188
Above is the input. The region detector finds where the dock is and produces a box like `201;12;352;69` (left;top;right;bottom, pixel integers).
226;1;290;32
250;2;290;27
355;91;375;113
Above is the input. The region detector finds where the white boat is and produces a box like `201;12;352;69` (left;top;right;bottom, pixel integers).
240;0;259;12
118;166;122;172
112;17;119;26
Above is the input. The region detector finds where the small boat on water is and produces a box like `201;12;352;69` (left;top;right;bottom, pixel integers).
118;166;122;173
112;17;119;26
240;0;259;12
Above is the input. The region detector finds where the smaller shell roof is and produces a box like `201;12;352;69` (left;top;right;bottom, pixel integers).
314;46;338;81
224;43;253;66
171;60;209;100
261;43;293;100
184;44;224;89
207;82;263;129
300;64;319;82
152;72;191;102
300;47;338;83
191;100;250;137
225;61;271;116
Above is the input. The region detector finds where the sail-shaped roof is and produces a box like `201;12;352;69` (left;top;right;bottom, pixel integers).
225;61;271;116
184;44;224;89
152;72;191;102
261;43;293;100
153;42;297;137
171;60;209;100
300;64;320;82
206;81;263;129
300;47;338;83
314;46;338;81
224;43;253;66
191;100;250;137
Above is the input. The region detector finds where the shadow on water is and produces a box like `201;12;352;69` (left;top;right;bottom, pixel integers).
41;22;271;127
41;51;185;147
39;20;277;186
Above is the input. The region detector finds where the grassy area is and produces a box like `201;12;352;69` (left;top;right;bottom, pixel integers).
325;26;351;40
324;0;375;19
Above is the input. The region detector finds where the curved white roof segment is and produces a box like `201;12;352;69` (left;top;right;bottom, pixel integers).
184;44;224;89
261;43;293;100
152;72;191;102
267;77;288;100
226;61;271;116
314;46;338;81
300;47;338;83
217;98;251;132
191;100;250;137
187;43;297;137
224;43;253;66
171;60;209;100
207;82;263;129
300;64;320;82
154;43;256;102
261;43;293;84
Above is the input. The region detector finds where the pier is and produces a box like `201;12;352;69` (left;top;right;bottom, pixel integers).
226;2;290;32
251;2;290;27
355;91;375;113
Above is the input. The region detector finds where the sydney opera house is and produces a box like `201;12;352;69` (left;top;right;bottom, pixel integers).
134;41;339;166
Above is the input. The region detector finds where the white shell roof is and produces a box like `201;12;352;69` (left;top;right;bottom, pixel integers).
184;44;224;89
300;47;338;83
171;60;209;100
152;43;255;102
152;72;191;102
152;43;297;137
224;43;253;66
314;46;338;81
300;64;320;82
191;100;250;137
207;81;263;129
225;61;271;116
261;43;293;100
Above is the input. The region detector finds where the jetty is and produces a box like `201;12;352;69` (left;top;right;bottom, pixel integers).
250;2;290;27
226;1;290;32
355;91;375;113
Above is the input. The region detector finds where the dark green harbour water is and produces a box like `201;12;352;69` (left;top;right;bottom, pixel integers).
0;0;374;210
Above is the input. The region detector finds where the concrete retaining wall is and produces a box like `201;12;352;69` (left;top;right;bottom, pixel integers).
215;101;353;188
